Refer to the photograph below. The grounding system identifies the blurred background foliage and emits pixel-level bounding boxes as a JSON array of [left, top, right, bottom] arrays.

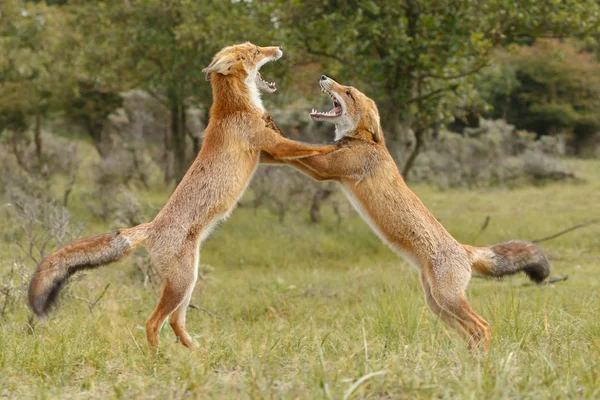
[[2, 4, 600, 397], [1, 0, 600, 222]]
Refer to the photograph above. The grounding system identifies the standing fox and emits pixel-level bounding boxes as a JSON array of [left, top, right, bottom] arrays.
[[28, 43, 337, 349], [263, 76, 550, 350]]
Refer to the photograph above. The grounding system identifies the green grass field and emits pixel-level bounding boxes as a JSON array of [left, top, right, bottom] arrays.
[[1, 154, 599, 399]]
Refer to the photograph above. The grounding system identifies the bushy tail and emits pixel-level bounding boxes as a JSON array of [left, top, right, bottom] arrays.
[[464, 240, 550, 283], [28, 224, 150, 318]]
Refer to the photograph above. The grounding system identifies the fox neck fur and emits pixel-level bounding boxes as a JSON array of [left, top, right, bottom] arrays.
[[209, 70, 265, 118]]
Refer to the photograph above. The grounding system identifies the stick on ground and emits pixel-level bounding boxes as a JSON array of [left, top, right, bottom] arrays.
[[532, 220, 599, 244]]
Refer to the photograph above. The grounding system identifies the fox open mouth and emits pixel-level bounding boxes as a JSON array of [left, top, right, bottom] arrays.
[[256, 71, 276, 93], [310, 89, 343, 120]]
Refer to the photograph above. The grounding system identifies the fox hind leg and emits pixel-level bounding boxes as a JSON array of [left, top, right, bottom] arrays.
[[419, 272, 470, 341], [169, 292, 195, 349], [169, 275, 198, 349], [145, 248, 198, 349], [425, 266, 491, 351]]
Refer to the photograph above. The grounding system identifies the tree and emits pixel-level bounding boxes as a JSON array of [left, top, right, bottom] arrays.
[[2, 0, 282, 183], [0, 0, 129, 166], [480, 40, 600, 152], [0, 0, 65, 170], [82, 0, 278, 182], [50, 1, 141, 159], [273, 0, 600, 177]]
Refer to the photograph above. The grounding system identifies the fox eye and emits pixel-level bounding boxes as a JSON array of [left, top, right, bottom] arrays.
[[346, 90, 353, 99], [256, 49, 260, 55]]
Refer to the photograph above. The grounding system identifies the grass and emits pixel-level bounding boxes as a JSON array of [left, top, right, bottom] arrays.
[[1, 150, 599, 399]]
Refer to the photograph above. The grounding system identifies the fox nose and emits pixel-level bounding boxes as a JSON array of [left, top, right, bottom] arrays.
[[321, 75, 328, 81], [279, 46, 283, 51]]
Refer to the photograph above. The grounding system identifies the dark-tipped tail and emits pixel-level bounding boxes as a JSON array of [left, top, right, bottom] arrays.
[[465, 240, 551, 283], [28, 224, 149, 318]]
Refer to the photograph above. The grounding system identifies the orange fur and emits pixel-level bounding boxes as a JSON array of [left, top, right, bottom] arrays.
[[28, 43, 337, 349], [265, 76, 550, 350]]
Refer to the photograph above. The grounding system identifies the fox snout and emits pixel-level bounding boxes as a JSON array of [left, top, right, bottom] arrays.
[[319, 75, 339, 91], [261, 45, 283, 60], [319, 75, 333, 89]]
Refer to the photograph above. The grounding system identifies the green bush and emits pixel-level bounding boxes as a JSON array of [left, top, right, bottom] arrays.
[[409, 119, 574, 188], [479, 39, 600, 154]]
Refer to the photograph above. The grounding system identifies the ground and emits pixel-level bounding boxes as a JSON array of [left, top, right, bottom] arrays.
[[1, 155, 599, 399]]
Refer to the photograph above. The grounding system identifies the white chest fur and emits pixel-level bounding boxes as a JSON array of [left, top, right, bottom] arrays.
[[334, 118, 356, 141], [199, 155, 260, 243], [341, 184, 419, 268], [245, 74, 264, 112]]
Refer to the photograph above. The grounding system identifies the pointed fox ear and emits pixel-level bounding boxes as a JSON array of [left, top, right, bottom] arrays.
[[370, 124, 383, 143], [203, 53, 243, 81], [364, 102, 383, 143]]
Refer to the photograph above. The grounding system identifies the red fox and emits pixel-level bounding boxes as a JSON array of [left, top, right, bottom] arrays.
[[28, 43, 338, 349], [263, 75, 550, 350]]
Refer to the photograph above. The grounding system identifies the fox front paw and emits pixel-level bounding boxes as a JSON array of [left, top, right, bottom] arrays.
[[262, 112, 285, 136]]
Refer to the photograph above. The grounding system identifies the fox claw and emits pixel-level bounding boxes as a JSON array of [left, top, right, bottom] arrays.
[[262, 112, 285, 137]]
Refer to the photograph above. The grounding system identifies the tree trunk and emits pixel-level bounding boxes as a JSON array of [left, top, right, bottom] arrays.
[[381, 118, 409, 168], [401, 125, 425, 179], [34, 113, 43, 169], [171, 102, 188, 183], [398, 0, 422, 180], [191, 135, 200, 156], [63, 170, 77, 207], [163, 120, 174, 183], [87, 119, 106, 159], [310, 187, 333, 223], [10, 130, 28, 172], [277, 203, 286, 224]]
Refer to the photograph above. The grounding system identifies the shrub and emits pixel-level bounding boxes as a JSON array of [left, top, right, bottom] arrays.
[[408, 119, 575, 188], [0, 132, 80, 202], [0, 195, 81, 318], [479, 39, 600, 155]]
